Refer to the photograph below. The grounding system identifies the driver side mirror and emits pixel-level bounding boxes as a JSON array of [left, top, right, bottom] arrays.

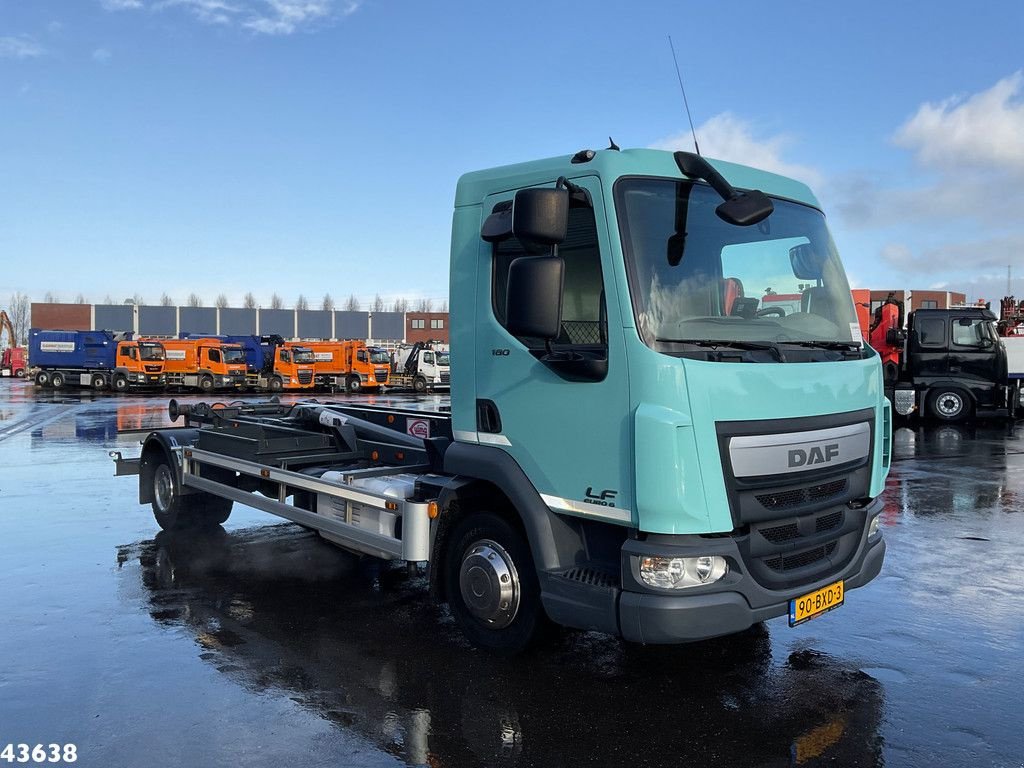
[[505, 256, 564, 340]]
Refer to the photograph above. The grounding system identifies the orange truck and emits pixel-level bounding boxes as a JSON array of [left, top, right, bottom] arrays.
[[155, 337, 248, 392], [302, 340, 390, 392], [258, 341, 316, 392]]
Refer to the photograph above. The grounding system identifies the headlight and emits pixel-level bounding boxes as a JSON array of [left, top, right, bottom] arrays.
[[868, 516, 881, 538], [639, 555, 728, 589]]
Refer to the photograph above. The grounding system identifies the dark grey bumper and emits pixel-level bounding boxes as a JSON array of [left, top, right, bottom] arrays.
[[614, 495, 888, 647]]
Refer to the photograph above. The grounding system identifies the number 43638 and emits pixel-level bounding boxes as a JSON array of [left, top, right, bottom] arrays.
[[0, 745, 77, 764]]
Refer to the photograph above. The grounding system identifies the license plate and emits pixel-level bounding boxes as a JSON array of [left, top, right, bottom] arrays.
[[789, 579, 844, 626]]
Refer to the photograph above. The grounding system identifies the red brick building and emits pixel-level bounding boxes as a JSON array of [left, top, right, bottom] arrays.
[[30, 302, 91, 331], [405, 312, 449, 344]]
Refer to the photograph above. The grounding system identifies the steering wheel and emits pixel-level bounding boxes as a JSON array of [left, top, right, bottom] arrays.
[[755, 307, 786, 318]]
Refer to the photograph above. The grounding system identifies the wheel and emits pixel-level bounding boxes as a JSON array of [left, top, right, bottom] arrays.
[[199, 375, 215, 393], [346, 376, 361, 393], [268, 376, 283, 393], [413, 376, 427, 393], [112, 375, 129, 393], [444, 513, 549, 654], [91, 374, 107, 391], [50, 372, 65, 389], [14, 369, 24, 379], [35, 371, 50, 387], [151, 458, 232, 530], [928, 388, 971, 422]]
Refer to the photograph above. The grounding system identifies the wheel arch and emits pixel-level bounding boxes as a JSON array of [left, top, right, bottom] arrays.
[[429, 442, 588, 602], [138, 428, 201, 505]]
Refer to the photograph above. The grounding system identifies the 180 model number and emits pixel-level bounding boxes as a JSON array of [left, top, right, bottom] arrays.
[[0, 745, 77, 764]]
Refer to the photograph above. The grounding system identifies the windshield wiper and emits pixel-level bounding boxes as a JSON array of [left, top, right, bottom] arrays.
[[781, 340, 862, 351], [656, 338, 786, 362]]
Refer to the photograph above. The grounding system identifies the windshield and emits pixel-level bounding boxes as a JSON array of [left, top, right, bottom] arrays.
[[293, 349, 315, 364], [139, 343, 165, 361], [223, 347, 246, 364], [437, 352, 450, 366], [369, 349, 390, 364], [615, 179, 860, 351]]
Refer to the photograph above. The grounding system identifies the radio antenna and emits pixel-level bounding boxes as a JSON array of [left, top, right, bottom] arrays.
[[668, 35, 700, 155]]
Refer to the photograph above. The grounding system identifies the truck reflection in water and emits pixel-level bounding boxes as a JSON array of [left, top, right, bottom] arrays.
[[117, 525, 884, 767]]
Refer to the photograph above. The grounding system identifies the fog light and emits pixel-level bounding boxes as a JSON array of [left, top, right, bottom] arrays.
[[868, 516, 881, 538], [639, 555, 728, 589]]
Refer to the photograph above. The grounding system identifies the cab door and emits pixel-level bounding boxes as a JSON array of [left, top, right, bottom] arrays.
[[471, 178, 633, 526]]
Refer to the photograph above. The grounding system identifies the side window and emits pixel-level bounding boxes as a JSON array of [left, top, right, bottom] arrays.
[[207, 348, 221, 364], [951, 319, 984, 347], [492, 204, 606, 348], [357, 350, 368, 363], [917, 318, 946, 347], [279, 349, 291, 363], [423, 352, 434, 364]]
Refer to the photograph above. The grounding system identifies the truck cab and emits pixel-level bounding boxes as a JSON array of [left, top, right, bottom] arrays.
[[275, 343, 316, 391], [1, 347, 26, 378], [446, 148, 889, 644], [114, 340, 166, 390], [342, 341, 390, 392], [160, 338, 247, 392], [898, 307, 1009, 420], [392, 343, 450, 392]]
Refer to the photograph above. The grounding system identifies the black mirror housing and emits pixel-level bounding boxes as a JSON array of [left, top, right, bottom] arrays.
[[716, 190, 774, 226], [513, 188, 569, 246], [505, 256, 564, 340]]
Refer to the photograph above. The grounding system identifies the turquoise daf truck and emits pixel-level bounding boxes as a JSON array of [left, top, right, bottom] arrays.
[[114, 147, 889, 652]]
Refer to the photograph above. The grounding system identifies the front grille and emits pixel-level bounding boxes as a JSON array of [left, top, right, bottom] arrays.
[[764, 542, 838, 572], [759, 522, 801, 544], [561, 566, 617, 588], [374, 367, 389, 382], [297, 370, 313, 385], [440, 372, 450, 384], [756, 479, 848, 511], [815, 510, 843, 533], [145, 365, 161, 372]]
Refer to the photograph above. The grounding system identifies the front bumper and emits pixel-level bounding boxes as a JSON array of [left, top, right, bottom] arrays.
[[617, 498, 885, 643]]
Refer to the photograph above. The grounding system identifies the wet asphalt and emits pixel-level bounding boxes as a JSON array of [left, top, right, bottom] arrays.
[[0, 381, 1021, 768]]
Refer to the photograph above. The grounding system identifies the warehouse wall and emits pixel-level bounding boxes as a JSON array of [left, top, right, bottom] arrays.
[[219, 307, 257, 336], [138, 305, 177, 336], [297, 310, 332, 339], [369, 312, 403, 341], [259, 308, 294, 337], [178, 306, 217, 336], [94, 305, 135, 333]]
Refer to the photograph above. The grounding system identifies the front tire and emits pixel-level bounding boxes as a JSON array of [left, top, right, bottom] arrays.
[[413, 376, 427, 393], [113, 375, 129, 393], [14, 369, 25, 379], [151, 458, 233, 530], [444, 513, 549, 654], [268, 376, 283, 393], [199, 375, 215, 394], [928, 387, 971, 422], [346, 376, 361, 393]]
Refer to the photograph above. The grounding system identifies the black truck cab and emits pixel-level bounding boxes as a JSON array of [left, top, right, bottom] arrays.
[[900, 308, 1010, 420]]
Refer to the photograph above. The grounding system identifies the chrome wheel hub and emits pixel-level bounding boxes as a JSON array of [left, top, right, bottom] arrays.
[[938, 394, 963, 417], [459, 539, 520, 628], [154, 465, 174, 512]]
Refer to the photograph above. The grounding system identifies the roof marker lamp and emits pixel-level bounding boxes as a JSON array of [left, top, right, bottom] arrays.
[[639, 555, 728, 589]]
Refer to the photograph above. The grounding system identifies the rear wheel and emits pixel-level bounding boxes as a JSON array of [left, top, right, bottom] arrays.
[[35, 371, 50, 387], [50, 372, 65, 389], [928, 387, 971, 422], [346, 376, 361, 393], [91, 374, 107, 391], [444, 513, 549, 654], [151, 458, 232, 530]]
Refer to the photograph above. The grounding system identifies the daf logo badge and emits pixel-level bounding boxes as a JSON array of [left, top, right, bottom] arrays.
[[788, 443, 840, 468]]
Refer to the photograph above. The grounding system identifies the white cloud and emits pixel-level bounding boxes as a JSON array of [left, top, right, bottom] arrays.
[[0, 35, 45, 59], [99, 0, 359, 34], [650, 112, 822, 187], [895, 71, 1024, 175], [92, 47, 112, 62]]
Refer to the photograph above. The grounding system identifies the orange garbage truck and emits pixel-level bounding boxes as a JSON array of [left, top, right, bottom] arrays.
[[258, 340, 316, 392], [303, 340, 390, 392], [156, 337, 248, 393]]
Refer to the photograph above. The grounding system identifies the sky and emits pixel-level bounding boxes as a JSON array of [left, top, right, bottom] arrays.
[[1, 0, 1023, 310]]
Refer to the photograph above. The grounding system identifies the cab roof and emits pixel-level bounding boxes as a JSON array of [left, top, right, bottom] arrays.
[[454, 147, 820, 209]]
